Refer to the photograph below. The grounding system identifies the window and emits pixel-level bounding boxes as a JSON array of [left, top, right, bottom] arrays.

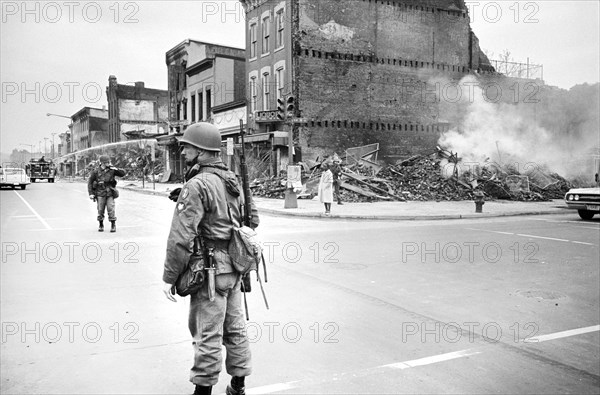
[[191, 94, 196, 122], [276, 67, 284, 100], [262, 73, 270, 110], [276, 8, 284, 48], [182, 98, 187, 120], [206, 89, 212, 118], [262, 15, 270, 55], [198, 93, 204, 121], [250, 76, 257, 113], [250, 23, 257, 58]]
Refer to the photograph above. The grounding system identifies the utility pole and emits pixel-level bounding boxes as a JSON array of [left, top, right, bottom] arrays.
[[51, 133, 57, 159]]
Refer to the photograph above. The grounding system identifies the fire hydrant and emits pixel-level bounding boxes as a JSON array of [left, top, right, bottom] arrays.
[[474, 191, 485, 213]]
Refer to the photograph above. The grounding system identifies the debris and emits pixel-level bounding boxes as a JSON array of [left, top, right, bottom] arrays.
[[249, 150, 572, 202]]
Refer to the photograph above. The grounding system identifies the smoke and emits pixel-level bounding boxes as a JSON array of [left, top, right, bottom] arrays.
[[437, 75, 600, 181]]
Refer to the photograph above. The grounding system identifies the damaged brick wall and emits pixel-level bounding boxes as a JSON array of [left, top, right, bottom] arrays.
[[295, 0, 494, 162]]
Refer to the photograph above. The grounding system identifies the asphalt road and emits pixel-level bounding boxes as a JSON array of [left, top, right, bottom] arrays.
[[1, 182, 599, 394]]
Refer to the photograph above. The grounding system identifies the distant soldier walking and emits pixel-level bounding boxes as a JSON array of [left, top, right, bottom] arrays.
[[88, 155, 125, 232]]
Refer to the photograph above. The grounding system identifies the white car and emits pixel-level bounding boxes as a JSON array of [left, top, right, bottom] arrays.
[[564, 187, 600, 220], [0, 167, 31, 190]]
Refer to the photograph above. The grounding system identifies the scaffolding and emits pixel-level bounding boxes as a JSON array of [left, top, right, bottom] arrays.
[[489, 57, 543, 80]]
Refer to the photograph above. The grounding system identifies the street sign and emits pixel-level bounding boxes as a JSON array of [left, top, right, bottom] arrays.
[[289, 118, 308, 124]]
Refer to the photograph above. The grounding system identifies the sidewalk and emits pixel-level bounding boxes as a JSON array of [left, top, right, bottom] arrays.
[[114, 179, 570, 220]]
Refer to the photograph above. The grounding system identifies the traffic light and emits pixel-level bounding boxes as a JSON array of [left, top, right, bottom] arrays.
[[277, 97, 286, 121], [286, 95, 296, 119]]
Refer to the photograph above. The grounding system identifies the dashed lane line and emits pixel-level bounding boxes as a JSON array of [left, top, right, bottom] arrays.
[[382, 348, 483, 369], [245, 349, 482, 394], [528, 218, 600, 230], [13, 191, 52, 230], [466, 228, 596, 246], [243, 324, 600, 394], [524, 325, 600, 343]]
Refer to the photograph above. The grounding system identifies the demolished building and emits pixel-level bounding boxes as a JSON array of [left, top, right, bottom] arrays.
[[238, 0, 537, 170]]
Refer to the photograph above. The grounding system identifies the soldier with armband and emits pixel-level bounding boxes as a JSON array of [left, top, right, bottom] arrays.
[[87, 155, 125, 232], [162, 122, 259, 395]]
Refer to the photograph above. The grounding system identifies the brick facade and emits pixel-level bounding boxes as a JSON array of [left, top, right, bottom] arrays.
[[241, 0, 510, 163], [106, 76, 169, 143]]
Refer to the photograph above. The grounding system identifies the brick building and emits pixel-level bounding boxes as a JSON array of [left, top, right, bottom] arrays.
[[68, 106, 108, 174], [106, 76, 169, 143], [161, 40, 247, 179], [70, 107, 108, 151], [240, 0, 499, 164]]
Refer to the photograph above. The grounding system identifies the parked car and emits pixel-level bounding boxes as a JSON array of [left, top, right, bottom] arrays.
[[0, 167, 31, 190], [565, 163, 600, 220], [564, 187, 600, 220]]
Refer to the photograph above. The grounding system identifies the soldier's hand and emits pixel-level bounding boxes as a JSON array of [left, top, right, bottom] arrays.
[[89, 195, 95, 200], [163, 282, 177, 302], [169, 188, 182, 202]]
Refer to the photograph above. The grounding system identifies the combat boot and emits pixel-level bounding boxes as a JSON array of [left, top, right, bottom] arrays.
[[110, 221, 116, 233], [226, 376, 245, 395], [193, 385, 212, 395], [98, 221, 104, 232]]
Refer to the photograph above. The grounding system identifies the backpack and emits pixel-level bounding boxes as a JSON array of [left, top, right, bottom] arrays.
[[201, 167, 266, 279], [228, 221, 262, 275], [202, 167, 269, 314]]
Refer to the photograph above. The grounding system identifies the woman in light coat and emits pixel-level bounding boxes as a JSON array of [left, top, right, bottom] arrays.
[[318, 162, 334, 214]]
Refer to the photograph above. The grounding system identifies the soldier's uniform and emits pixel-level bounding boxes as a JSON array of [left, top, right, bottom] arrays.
[[163, 158, 259, 388], [87, 161, 125, 227]]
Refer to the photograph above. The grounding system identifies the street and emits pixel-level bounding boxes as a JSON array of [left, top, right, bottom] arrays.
[[1, 181, 599, 394]]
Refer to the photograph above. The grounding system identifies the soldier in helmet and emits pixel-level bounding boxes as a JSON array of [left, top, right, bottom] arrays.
[[87, 155, 125, 232], [162, 122, 259, 395]]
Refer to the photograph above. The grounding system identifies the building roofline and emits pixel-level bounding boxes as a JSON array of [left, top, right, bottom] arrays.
[[71, 106, 108, 119], [166, 38, 244, 58]]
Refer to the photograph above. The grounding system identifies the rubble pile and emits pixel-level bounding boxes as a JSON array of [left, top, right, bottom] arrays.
[[250, 176, 287, 199], [250, 150, 573, 203]]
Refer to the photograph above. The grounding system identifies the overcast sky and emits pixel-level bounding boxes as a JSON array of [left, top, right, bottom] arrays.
[[1, 0, 598, 155]]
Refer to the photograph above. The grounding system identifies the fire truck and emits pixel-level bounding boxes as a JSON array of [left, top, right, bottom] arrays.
[[25, 157, 56, 183]]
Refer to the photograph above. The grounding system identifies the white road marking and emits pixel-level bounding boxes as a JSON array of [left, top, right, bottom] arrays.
[[467, 228, 596, 246], [524, 325, 600, 343], [242, 349, 481, 394], [28, 225, 144, 232], [382, 348, 482, 369], [246, 382, 301, 394], [13, 191, 52, 230], [516, 233, 571, 242], [241, 325, 599, 393], [529, 218, 600, 230]]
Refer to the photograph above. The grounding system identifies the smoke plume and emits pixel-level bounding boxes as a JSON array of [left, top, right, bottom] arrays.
[[437, 75, 599, 182]]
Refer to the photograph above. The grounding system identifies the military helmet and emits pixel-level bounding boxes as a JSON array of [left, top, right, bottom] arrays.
[[180, 122, 222, 152], [99, 155, 110, 164]]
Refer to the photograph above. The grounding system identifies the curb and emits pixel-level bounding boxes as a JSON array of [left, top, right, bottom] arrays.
[[254, 206, 570, 221], [121, 185, 170, 197], [119, 183, 570, 221]]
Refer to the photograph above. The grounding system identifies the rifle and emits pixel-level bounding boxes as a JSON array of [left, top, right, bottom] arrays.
[[238, 120, 269, 318], [239, 121, 253, 229], [238, 119, 255, 294]]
